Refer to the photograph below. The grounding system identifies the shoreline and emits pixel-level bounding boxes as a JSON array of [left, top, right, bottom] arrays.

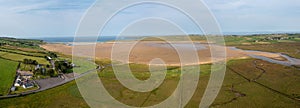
[[41, 41, 298, 66]]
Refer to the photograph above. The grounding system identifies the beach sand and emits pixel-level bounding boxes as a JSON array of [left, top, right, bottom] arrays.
[[41, 41, 286, 66]]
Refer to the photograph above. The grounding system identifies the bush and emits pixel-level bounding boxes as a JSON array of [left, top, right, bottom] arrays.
[[23, 59, 38, 65], [47, 69, 57, 77], [64, 69, 73, 74], [55, 61, 73, 74]]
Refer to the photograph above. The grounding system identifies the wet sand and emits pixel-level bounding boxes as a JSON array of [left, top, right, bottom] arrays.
[[41, 41, 287, 66]]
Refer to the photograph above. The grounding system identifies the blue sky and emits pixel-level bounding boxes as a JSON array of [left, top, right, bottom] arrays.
[[0, 0, 299, 37]]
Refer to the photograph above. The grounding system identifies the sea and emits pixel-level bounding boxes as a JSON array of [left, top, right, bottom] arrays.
[[34, 36, 137, 43], [30, 32, 300, 43]]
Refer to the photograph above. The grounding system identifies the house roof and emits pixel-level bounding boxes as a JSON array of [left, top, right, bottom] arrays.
[[24, 83, 34, 88], [47, 56, 52, 59]]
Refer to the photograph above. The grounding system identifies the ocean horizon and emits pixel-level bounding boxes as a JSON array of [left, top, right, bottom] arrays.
[[30, 32, 300, 43], [34, 36, 134, 43]]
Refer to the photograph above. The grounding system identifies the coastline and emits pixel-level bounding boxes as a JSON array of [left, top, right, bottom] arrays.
[[41, 41, 297, 66]]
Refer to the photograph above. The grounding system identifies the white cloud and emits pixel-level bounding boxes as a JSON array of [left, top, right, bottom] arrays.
[[0, 0, 94, 37], [206, 0, 246, 11], [204, 0, 300, 33], [0, 0, 299, 37]]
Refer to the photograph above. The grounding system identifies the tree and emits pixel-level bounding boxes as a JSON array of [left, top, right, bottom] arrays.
[[23, 58, 39, 65], [32, 60, 38, 65], [54, 61, 73, 74], [48, 52, 58, 58], [23, 59, 29, 69], [47, 69, 56, 77], [23, 58, 29, 64]]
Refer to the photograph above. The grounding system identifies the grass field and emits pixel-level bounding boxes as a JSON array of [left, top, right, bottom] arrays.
[[1, 58, 299, 107], [236, 42, 300, 59], [0, 37, 45, 49], [134, 34, 300, 46], [19, 63, 36, 71], [1, 36, 300, 107], [0, 51, 49, 64], [211, 59, 300, 108], [0, 47, 46, 57], [0, 81, 88, 108], [1, 46, 46, 53], [0, 58, 19, 96]]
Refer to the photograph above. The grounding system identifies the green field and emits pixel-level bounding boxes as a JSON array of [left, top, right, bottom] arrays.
[[19, 63, 36, 71], [237, 42, 300, 59], [0, 58, 299, 107], [211, 59, 300, 108], [0, 36, 300, 107], [0, 37, 50, 64], [0, 58, 19, 96], [0, 47, 47, 57], [133, 34, 300, 46], [0, 37, 45, 49], [0, 81, 88, 107], [0, 51, 49, 64]]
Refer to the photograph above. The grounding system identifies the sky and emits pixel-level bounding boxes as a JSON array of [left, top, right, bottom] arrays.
[[0, 0, 299, 38]]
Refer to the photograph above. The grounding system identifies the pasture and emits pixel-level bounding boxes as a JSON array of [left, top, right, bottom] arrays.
[[0, 51, 49, 64], [0, 58, 299, 107], [0, 58, 19, 96]]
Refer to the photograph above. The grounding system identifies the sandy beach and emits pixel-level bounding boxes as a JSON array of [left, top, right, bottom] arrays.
[[41, 41, 286, 66]]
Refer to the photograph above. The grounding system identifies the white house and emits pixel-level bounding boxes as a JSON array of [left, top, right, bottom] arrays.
[[14, 80, 21, 87], [14, 76, 21, 87]]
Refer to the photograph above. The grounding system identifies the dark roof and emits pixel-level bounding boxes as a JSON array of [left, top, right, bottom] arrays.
[[17, 80, 22, 84], [24, 83, 34, 87]]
